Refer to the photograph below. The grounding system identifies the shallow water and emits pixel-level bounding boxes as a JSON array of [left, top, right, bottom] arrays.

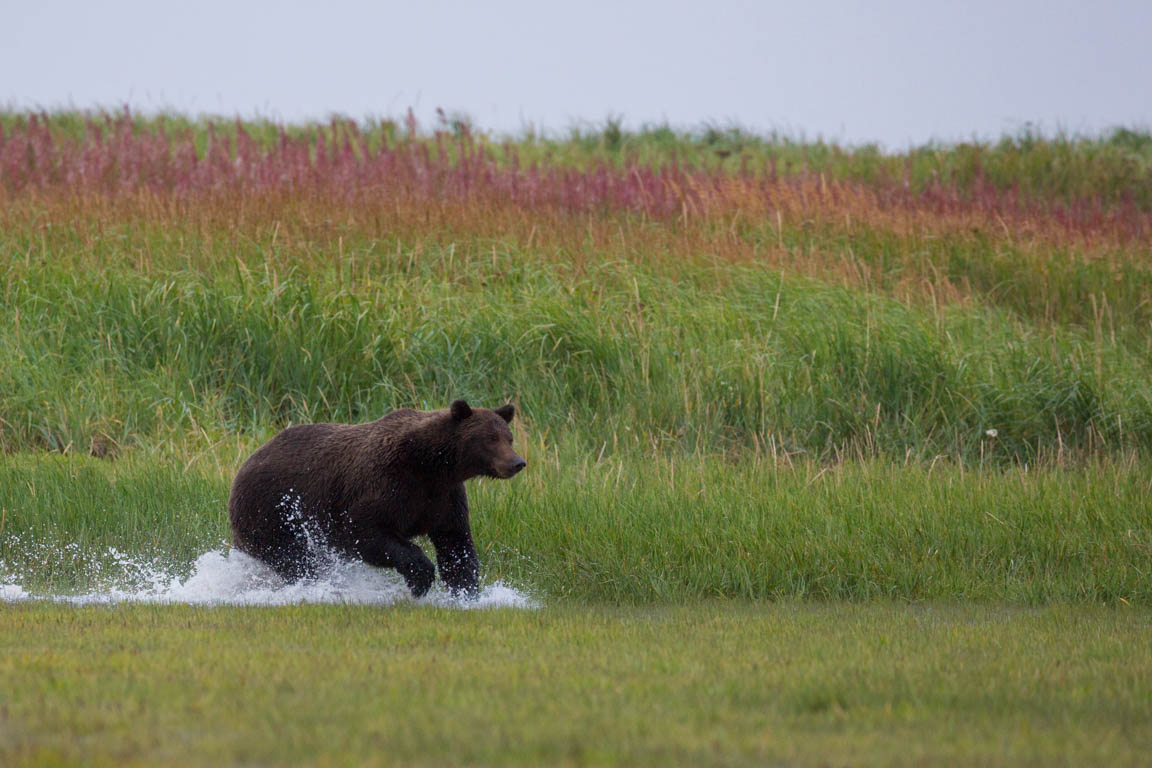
[[0, 546, 536, 609]]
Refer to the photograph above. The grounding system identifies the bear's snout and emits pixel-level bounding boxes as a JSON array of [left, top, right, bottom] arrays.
[[499, 456, 527, 478]]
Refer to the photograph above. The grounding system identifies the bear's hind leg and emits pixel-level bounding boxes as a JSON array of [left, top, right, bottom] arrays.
[[264, 545, 319, 582], [233, 521, 318, 583]]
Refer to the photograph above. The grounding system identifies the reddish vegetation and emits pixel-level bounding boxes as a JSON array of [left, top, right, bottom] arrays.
[[3, 112, 1150, 325], [2, 112, 1149, 246]]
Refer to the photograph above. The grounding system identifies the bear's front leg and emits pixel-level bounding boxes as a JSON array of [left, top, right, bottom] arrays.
[[358, 535, 436, 598], [430, 530, 480, 600]]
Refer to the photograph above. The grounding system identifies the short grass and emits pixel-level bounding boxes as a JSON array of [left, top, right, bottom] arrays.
[[2, 602, 1150, 767]]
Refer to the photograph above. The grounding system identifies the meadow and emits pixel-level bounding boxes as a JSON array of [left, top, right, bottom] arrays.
[[4, 602, 1151, 767], [1, 111, 1151, 765]]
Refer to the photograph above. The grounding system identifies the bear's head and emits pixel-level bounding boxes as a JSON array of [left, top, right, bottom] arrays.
[[449, 399, 526, 480]]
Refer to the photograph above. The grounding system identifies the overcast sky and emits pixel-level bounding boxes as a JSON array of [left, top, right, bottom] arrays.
[[5, 0, 1150, 148]]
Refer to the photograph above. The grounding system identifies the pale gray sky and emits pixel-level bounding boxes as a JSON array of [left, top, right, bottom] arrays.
[[5, 0, 1150, 147]]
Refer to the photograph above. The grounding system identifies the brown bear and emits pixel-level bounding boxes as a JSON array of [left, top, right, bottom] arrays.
[[227, 400, 525, 599]]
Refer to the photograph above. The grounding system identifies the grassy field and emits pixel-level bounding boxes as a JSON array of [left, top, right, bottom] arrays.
[[2, 112, 1151, 765], [2, 452, 1150, 603], [3, 602, 1151, 767]]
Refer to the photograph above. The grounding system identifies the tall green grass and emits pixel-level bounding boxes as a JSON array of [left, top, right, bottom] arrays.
[[3, 452, 1149, 603], [764, 221, 1152, 333], [3, 247, 1150, 461], [481, 454, 1152, 603], [2, 112, 1150, 607]]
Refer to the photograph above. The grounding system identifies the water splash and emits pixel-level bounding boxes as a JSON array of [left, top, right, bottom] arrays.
[[0, 546, 536, 609]]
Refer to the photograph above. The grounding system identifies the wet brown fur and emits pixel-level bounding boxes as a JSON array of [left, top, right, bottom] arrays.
[[227, 400, 524, 598]]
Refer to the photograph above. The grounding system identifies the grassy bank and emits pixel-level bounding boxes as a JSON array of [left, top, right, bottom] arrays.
[[3, 110, 1151, 766], [4, 252, 1152, 462], [2, 602, 1150, 767], [2, 113, 1151, 605], [3, 452, 1149, 604]]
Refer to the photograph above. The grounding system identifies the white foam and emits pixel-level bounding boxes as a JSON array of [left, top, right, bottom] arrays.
[[0, 583, 31, 601], [0, 547, 536, 609]]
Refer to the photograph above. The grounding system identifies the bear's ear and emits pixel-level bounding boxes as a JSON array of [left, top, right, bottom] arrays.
[[450, 400, 473, 421], [495, 403, 515, 423]]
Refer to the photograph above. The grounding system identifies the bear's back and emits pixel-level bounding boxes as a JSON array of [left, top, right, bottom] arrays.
[[230, 409, 439, 515]]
